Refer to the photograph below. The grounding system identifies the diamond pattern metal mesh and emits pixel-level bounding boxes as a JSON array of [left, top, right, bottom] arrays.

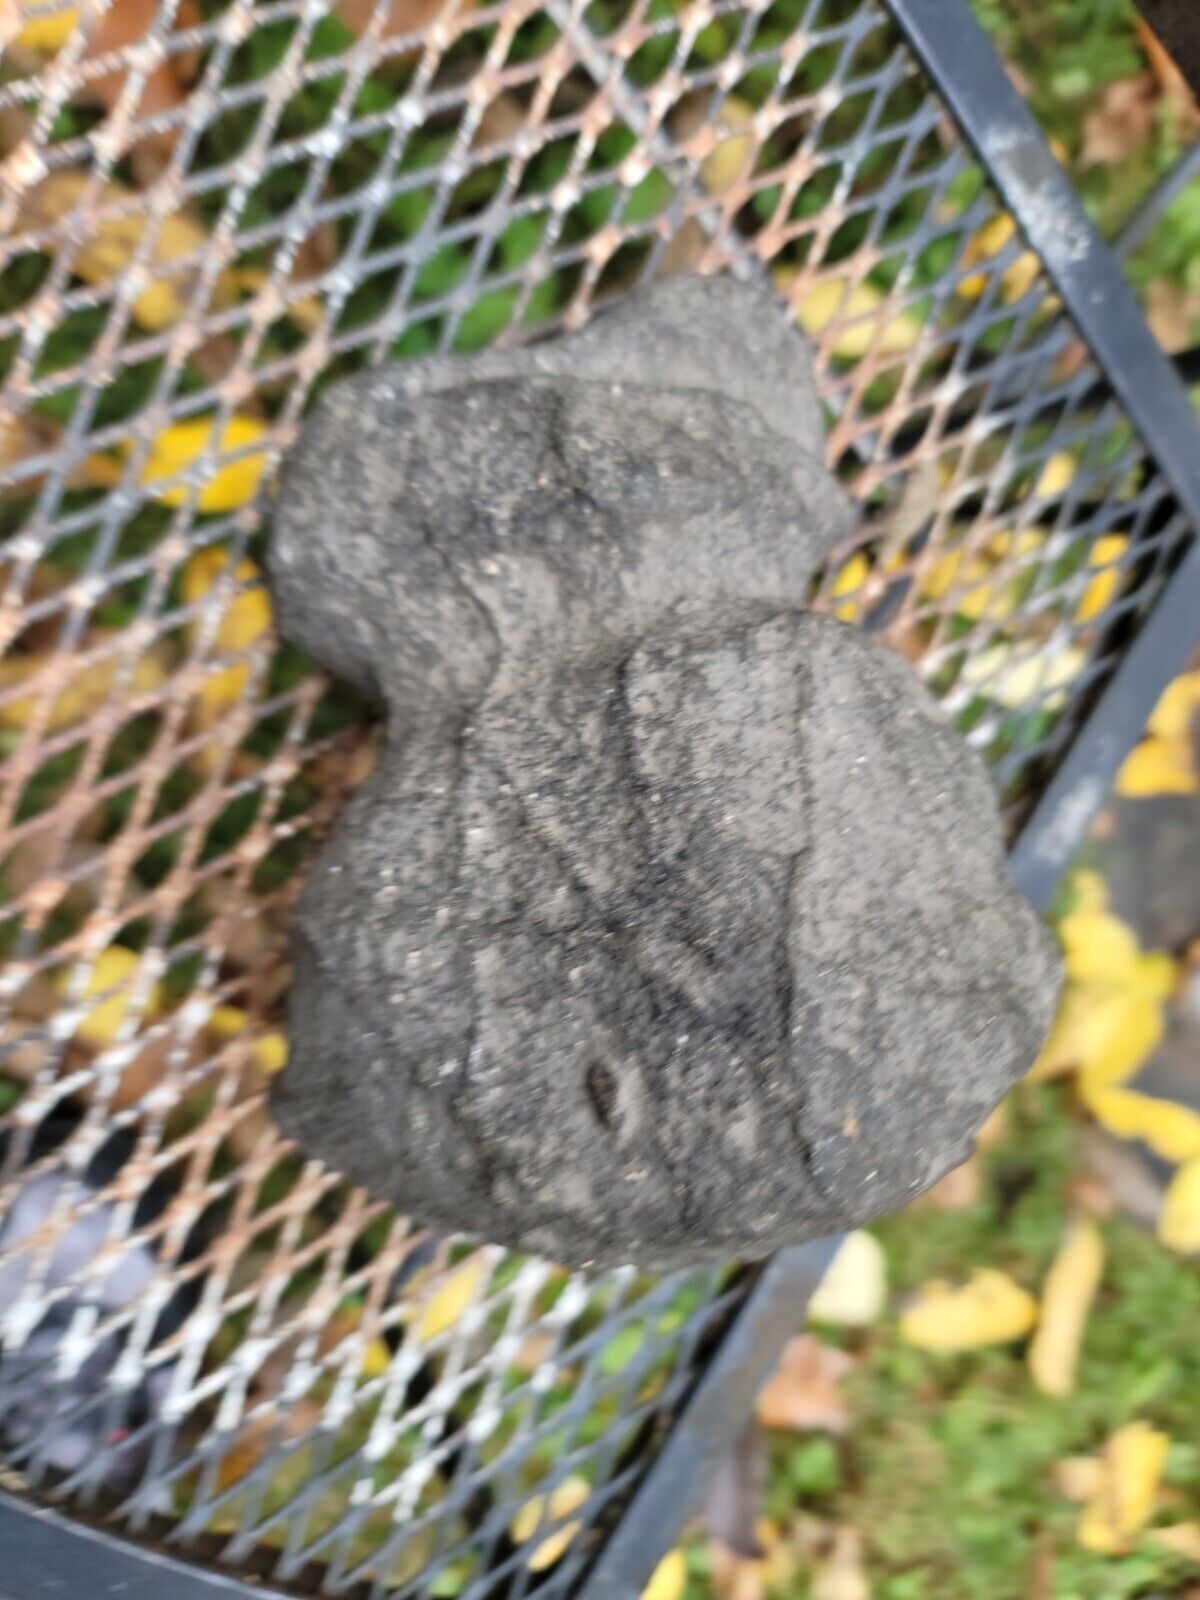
[[0, 0, 1193, 1593]]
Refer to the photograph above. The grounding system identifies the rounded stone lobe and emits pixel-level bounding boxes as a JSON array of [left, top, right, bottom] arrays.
[[267, 276, 1062, 1270]]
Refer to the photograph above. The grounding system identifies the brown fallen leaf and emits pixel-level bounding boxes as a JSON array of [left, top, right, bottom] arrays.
[[659, 217, 710, 278], [511, 1327, 556, 1374], [1068, 1171, 1118, 1218], [1148, 1522, 1200, 1563], [1054, 1454, 1105, 1503], [472, 90, 530, 151], [336, 0, 450, 41], [10, 969, 59, 1024], [1145, 280, 1200, 355], [1080, 77, 1157, 168], [78, 0, 204, 180], [924, 1154, 981, 1210], [215, 1395, 322, 1492], [755, 1334, 856, 1434], [1080, 1125, 1166, 1227], [0, 1020, 50, 1084], [708, 1540, 766, 1600], [0, 411, 62, 479], [812, 1526, 869, 1600], [110, 1034, 175, 1110], [977, 1100, 1009, 1149]]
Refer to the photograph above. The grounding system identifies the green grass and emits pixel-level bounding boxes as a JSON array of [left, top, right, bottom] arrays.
[[685, 1085, 1200, 1600]]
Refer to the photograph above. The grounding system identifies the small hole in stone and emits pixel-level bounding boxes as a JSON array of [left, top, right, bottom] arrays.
[[585, 1060, 619, 1130]]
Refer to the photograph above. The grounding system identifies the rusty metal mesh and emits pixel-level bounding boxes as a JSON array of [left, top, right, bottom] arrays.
[[0, 0, 1193, 1592]]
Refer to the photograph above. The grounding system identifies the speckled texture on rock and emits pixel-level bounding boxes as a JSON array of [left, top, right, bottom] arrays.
[[267, 275, 1061, 1271]]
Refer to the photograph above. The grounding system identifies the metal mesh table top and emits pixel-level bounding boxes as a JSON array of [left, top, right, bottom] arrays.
[[0, 0, 1195, 1594]]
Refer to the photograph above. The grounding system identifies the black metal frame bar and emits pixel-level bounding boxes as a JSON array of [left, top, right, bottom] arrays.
[[896, 0, 1200, 907], [1, 3, 1197, 1598], [0, 1489, 267, 1600]]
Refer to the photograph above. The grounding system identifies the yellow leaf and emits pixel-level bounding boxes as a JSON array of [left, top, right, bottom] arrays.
[[987, 527, 1045, 562], [1073, 990, 1168, 1092], [900, 1268, 1037, 1353], [1158, 1157, 1200, 1254], [196, 663, 254, 729], [140, 416, 270, 513], [1077, 535, 1128, 623], [830, 552, 871, 623], [1028, 1220, 1104, 1396], [0, 647, 166, 732], [808, 1229, 886, 1327], [182, 548, 273, 653], [1078, 1422, 1169, 1554], [921, 547, 996, 619], [1084, 1086, 1200, 1163], [324, 1299, 393, 1378], [206, 1007, 288, 1075], [361, 1337, 391, 1378], [255, 1032, 288, 1075], [415, 1255, 486, 1342], [1059, 899, 1142, 984], [510, 1476, 590, 1572], [11, 3, 79, 50], [699, 98, 753, 195], [1120, 948, 1176, 999], [1036, 451, 1078, 499], [795, 276, 920, 360], [1147, 1522, 1200, 1563], [1032, 890, 1173, 1086], [63, 946, 145, 1047], [1148, 672, 1200, 743], [958, 213, 1040, 304], [1069, 869, 1107, 916], [959, 641, 1086, 709], [180, 548, 273, 727], [1057, 886, 1174, 994], [1000, 250, 1040, 305], [17, 172, 222, 331], [920, 531, 1041, 622], [208, 1004, 249, 1038], [1116, 736, 1197, 798], [642, 1548, 687, 1600]]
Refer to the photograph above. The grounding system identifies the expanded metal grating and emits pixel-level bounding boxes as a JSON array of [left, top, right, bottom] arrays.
[[0, 0, 1195, 1594]]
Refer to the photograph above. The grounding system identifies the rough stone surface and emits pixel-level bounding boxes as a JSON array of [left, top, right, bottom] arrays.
[[268, 275, 1062, 1271]]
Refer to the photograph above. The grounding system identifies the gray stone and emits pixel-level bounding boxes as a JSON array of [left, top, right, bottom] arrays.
[[267, 275, 1061, 1271]]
